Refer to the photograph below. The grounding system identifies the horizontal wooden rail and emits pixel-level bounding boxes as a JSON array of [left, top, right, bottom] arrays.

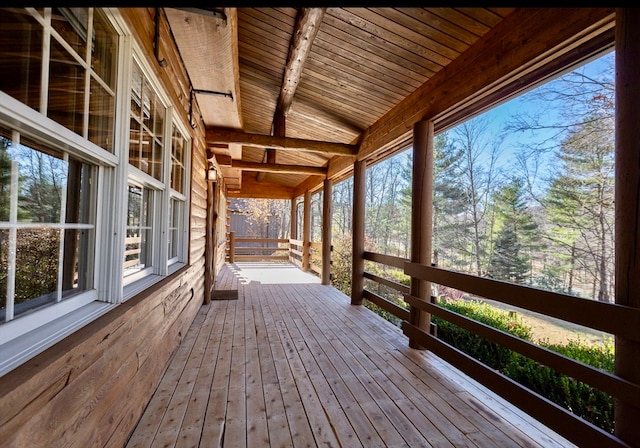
[[235, 237, 289, 244], [233, 246, 289, 252], [363, 271, 410, 295], [363, 251, 407, 270], [402, 323, 631, 448], [404, 262, 640, 342], [404, 294, 640, 408], [363, 289, 410, 322], [358, 252, 411, 321]]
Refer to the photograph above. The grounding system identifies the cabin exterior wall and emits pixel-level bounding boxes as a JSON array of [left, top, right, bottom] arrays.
[[0, 8, 226, 447]]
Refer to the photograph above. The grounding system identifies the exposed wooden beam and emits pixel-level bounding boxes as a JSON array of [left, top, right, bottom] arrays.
[[206, 128, 357, 156], [276, 8, 326, 117], [259, 8, 325, 182], [258, 111, 285, 182], [227, 174, 294, 199], [232, 160, 327, 176]]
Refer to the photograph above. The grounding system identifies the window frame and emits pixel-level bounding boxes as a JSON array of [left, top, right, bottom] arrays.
[[0, 7, 194, 376]]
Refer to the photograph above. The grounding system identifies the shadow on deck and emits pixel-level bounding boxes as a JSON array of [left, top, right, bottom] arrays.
[[126, 262, 575, 448]]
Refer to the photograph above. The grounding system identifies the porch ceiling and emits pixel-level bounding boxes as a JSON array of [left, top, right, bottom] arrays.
[[164, 7, 615, 198]]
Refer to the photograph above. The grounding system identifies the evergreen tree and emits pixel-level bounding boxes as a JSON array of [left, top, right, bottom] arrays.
[[487, 176, 539, 284], [544, 113, 614, 302]]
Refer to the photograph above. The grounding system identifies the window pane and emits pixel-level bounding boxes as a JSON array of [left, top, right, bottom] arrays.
[[125, 185, 153, 275], [51, 8, 89, 58], [129, 117, 142, 170], [168, 198, 182, 260], [152, 138, 163, 180], [0, 9, 43, 111], [91, 9, 117, 90], [171, 125, 185, 194], [14, 228, 59, 316], [62, 226, 93, 296], [129, 61, 165, 181], [48, 37, 85, 137], [9, 138, 65, 223], [141, 128, 152, 176], [88, 75, 114, 152], [0, 230, 8, 314]]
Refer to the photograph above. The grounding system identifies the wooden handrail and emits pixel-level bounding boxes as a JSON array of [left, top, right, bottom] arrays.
[[400, 260, 640, 448], [405, 262, 640, 343], [404, 294, 640, 408]]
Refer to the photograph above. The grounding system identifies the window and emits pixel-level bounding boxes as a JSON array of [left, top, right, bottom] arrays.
[[168, 124, 189, 267], [0, 127, 97, 322], [0, 7, 191, 375], [0, 8, 117, 153], [123, 58, 190, 292]]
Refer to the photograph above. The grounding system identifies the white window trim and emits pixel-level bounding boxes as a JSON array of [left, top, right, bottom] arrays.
[[0, 8, 192, 376], [167, 116, 192, 271], [0, 9, 127, 376], [121, 47, 184, 300]]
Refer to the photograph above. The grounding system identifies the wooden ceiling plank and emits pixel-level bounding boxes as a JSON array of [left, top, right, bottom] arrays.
[[357, 8, 615, 161], [328, 8, 446, 72], [355, 8, 460, 61], [320, 14, 434, 81], [374, 8, 471, 54], [399, 8, 485, 46], [311, 38, 419, 95], [206, 128, 358, 156]]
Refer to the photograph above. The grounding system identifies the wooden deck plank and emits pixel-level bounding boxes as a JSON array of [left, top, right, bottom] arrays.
[[127, 262, 576, 448], [244, 287, 271, 448], [175, 302, 230, 448], [224, 295, 248, 448]]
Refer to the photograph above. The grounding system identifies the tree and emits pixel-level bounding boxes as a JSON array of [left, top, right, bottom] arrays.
[[505, 51, 615, 300], [487, 176, 540, 284], [430, 134, 469, 269], [450, 117, 503, 275], [544, 114, 614, 302]]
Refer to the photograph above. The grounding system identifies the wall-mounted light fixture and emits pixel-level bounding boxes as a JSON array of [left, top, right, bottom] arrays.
[[207, 164, 217, 182]]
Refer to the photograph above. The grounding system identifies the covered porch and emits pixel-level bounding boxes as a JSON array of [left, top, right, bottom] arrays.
[[126, 262, 573, 448]]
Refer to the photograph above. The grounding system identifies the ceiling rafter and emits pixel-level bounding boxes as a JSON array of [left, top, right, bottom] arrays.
[[232, 160, 327, 176], [207, 128, 357, 156], [258, 7, 327, 181]]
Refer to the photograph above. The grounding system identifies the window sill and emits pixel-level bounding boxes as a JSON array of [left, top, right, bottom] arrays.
[[0, 301, 115, 378]]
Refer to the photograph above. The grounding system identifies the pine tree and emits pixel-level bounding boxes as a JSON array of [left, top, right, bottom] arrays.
[[544, 113, 614, 302], [487, 176, 539, 284]]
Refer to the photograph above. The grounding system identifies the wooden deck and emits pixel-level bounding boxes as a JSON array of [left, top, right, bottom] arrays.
[[126, 262, 575, 448]]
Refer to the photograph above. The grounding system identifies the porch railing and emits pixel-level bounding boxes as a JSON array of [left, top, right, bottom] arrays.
[[226, 233, 329, 279], [358, 249, 639, 448], [226, 233, 289, 263]]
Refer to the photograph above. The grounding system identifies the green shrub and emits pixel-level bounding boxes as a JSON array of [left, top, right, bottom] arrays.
[[432, 298, 533, 370], [502, 338, 615, 433]]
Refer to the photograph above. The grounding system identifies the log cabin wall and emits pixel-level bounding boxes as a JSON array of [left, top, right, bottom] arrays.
[[0, 8, 227, 447]]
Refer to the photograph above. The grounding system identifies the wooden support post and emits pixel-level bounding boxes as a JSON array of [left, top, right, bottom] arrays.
[[290, 196, 298, 239], [614, 8, 640, 446], [290, 196, 297, 262], [302, 190, 311, 271], [351, 160, 366, 305], [229, 231, 235, 264], [322, 178, 333, 285], [409, 120, 434, 350]]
